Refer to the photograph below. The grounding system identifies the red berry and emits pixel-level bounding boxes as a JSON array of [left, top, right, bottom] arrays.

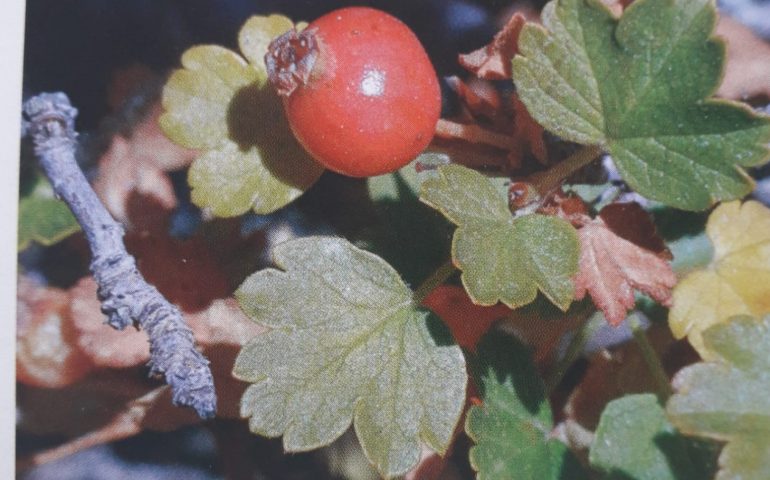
[[266, 7, 441, 177]]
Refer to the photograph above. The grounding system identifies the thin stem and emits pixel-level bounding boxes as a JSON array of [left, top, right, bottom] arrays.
[[17, 387, 165, 470], [22, 93, 216, 419], [529, 145, 603, 194], [412, 260, 456, 306], [629, 316, 673, 401], [435, 118, 517, 150], [545, 308, 601, 393]]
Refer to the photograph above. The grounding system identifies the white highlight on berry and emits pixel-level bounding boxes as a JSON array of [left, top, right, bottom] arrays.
[[360, 68, 385, 97]]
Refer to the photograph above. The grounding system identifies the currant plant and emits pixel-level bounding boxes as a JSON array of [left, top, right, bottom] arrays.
[[150, 0, 770, 478]]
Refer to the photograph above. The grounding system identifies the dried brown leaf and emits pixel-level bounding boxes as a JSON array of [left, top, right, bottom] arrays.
[[125, 231, 231, 312], [434, 118, 517, 152], [536, 188, 591, 227], [446, 76, 503, 124], [16, 276, 94, 388], [459, 13, 526, 80], [189, 297, 266, 347], [106, 63, 156, 111], [563, 324, 691, 430], [422, 285, 510, 352], [446, 12, 550, 170], [93, 103, 198, 226], [18, 295, 268, 466], [439, 76, 548, 170], [499, 302, 589, 366], [18, 384, 200, 469], [404, 444, 451, 480], [509, 94, 548, 165], [69, 277, 151, 369], [17, 371, 155, 438], [598, 202, 671, 260], [574, 217, 676, 326]]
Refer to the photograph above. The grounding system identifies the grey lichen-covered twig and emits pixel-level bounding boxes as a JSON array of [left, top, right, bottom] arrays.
[[22, 92, 216, 419]]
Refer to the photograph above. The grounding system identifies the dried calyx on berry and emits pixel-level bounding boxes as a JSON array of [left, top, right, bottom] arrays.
[[265, 27, 318, 97]]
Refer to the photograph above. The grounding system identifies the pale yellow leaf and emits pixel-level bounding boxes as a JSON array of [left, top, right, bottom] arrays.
[[159, 16, 323, 216], [669, 200, 770, 357]]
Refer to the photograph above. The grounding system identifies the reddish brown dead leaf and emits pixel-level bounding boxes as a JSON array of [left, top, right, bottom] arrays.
[[574, 217, 676, 326], [445, 76, 502, 122], [449, 11, 550, 170], [599, 202, 671, 259], [69, 280, 258, 374], [404, 445, 447, 480], [509, 94, 547, 165], [16, 276, 95, 388], [125, 231, 231, 312], [439, 77, 548, 170], [404, 441, 465, 480], [717, 16, 770, 101], [499, 301, 591, 366], [93, 102, 198, 227], [17, 384, 200, 470], [17, 371, 157, 440], [69, 277, 152, 369], [106, 63, 156, 111], [187, 297, 268, 419], [541, 189, 591, 226], [18, 296, 268, 467], [17, 225, 268, 466], [562, 323, 694, 431], [422, 285, 510, 352], [459, 13, 526, 80], [188, 297, 266, 347]]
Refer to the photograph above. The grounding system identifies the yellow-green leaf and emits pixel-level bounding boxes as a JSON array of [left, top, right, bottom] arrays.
[[669, 201, 770, 358], [420, 164, 579, 310], [161, 45, 259, 149], [233, 237, 466, 479], [668, 315, 770, 480], [160, 16, 323, 216]]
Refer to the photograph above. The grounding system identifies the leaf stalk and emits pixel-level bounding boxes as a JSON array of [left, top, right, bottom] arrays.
[[629, 315, 673, 401], [544, 307, 601, 393], [530, 145, 603, 194], [412, 259, 456, 306]]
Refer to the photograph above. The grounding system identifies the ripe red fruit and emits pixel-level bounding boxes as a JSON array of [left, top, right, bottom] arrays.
[[266, 7, 441, 177]]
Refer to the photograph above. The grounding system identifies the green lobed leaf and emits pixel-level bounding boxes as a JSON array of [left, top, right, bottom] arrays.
[[160, 16, 323, 217], [233, 237, 466, 479], [18, 175, 80, 250], [420, 164, 579, 310], [667, 315, 770, 480], [590, 394, 716, 480], [512, 0, 770, 211], [466, 333, 586, 480]]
